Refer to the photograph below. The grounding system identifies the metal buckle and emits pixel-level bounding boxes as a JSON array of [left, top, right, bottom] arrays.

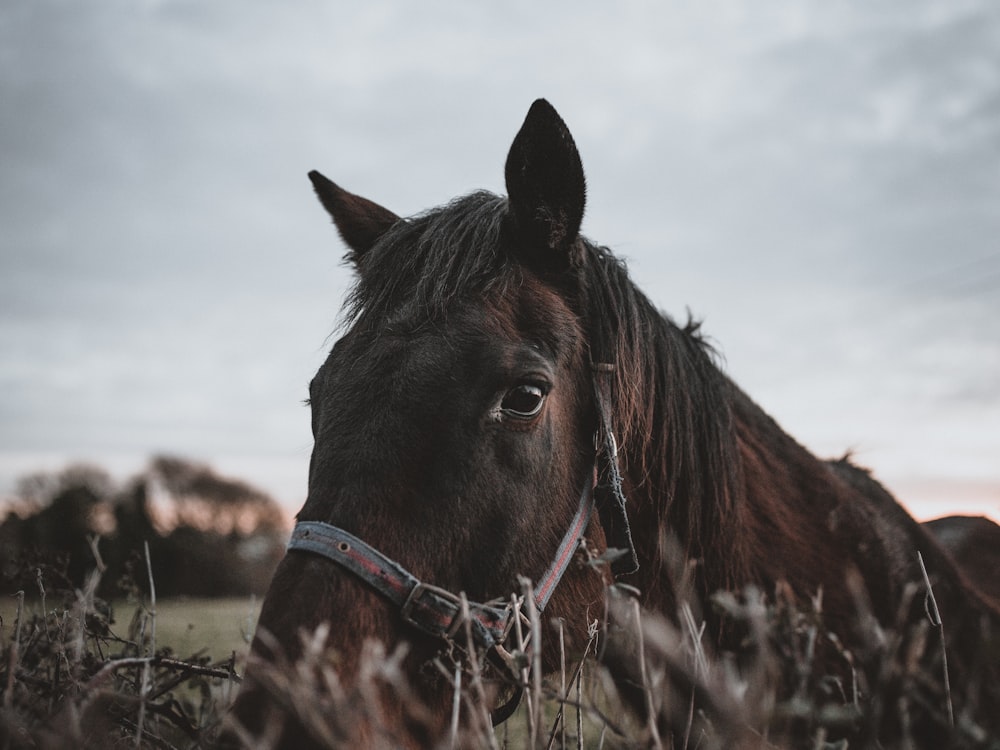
[[400, 582, 464, 639]]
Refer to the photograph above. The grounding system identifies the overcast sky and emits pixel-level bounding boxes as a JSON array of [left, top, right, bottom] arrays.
[[2, 0, 998, 522]]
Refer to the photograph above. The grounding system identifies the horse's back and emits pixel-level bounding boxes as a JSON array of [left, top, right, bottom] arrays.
[[925, 514, 1000, 605], [826, 458, 999, 607]]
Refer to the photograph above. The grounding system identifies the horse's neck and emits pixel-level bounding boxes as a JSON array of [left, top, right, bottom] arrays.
[[728, 390, 844, 577], [603, 293, 878, 606], [626, 357, 855, 606]]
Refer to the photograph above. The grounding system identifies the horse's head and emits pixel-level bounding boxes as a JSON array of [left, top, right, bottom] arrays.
[[232, 100, 623, 747], [228, 97, 1000, 749]]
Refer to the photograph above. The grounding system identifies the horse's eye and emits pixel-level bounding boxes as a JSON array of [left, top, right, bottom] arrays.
[[501, 384, 546, 418]]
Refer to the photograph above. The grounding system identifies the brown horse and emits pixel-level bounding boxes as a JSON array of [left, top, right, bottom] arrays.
[[226, 100, 1000, 748]]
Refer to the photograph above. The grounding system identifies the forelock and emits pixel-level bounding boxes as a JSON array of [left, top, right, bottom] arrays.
[[344, 192, 516, 328]]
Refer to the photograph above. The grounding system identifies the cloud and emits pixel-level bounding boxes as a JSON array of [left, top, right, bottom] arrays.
[[1, 0, 998, 516]]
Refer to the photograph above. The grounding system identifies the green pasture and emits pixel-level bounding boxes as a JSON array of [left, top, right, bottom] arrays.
[[145, 596, 261, 658], [0, 595, 262, 662]]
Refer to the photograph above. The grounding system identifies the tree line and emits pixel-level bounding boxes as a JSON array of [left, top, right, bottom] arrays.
[[0, 456, 286, 599]]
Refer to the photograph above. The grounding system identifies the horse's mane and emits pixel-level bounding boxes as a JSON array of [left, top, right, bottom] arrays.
[[578, 240, 749, 590], [344, 191, 750, 590]]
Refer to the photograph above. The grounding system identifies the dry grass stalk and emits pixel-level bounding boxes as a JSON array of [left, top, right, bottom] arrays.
[[0, 544, 240, 748], [4, 542, 997, 749], [917, 550, 954, 729]]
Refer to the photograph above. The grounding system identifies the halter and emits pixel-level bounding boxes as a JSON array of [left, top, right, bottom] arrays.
[[284, 365, 637, 721], [287, 471, 597, 652]]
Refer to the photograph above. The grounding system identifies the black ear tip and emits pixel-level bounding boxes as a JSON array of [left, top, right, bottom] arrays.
[[308, 170, 333, 190], [525, 98, 564, 126]]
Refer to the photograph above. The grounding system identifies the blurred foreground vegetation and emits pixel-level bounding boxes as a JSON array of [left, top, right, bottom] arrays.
[[0, 457, 276, 747], [0, 552, 254, 747]]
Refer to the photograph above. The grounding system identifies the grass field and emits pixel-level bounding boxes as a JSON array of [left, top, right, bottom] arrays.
[[0, 595, 262, 662], [144, 596, 261, 659]]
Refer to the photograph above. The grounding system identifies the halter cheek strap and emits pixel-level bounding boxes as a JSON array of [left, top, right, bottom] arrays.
[[592, 362, 639, 576], [286, 472, 597, 651]]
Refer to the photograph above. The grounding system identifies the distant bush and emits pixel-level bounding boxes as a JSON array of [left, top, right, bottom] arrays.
[[0, 457, 286, 600]]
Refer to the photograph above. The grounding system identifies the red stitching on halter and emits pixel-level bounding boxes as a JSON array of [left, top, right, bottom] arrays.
[[533, 468, 597, 609]]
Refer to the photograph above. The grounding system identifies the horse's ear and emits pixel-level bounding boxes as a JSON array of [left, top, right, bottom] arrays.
[[504, 99, 586, 271], [308, 170, 400, 262]]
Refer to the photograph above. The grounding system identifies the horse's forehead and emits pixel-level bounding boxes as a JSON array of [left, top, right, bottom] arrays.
[[353, 272, 581, 355]]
